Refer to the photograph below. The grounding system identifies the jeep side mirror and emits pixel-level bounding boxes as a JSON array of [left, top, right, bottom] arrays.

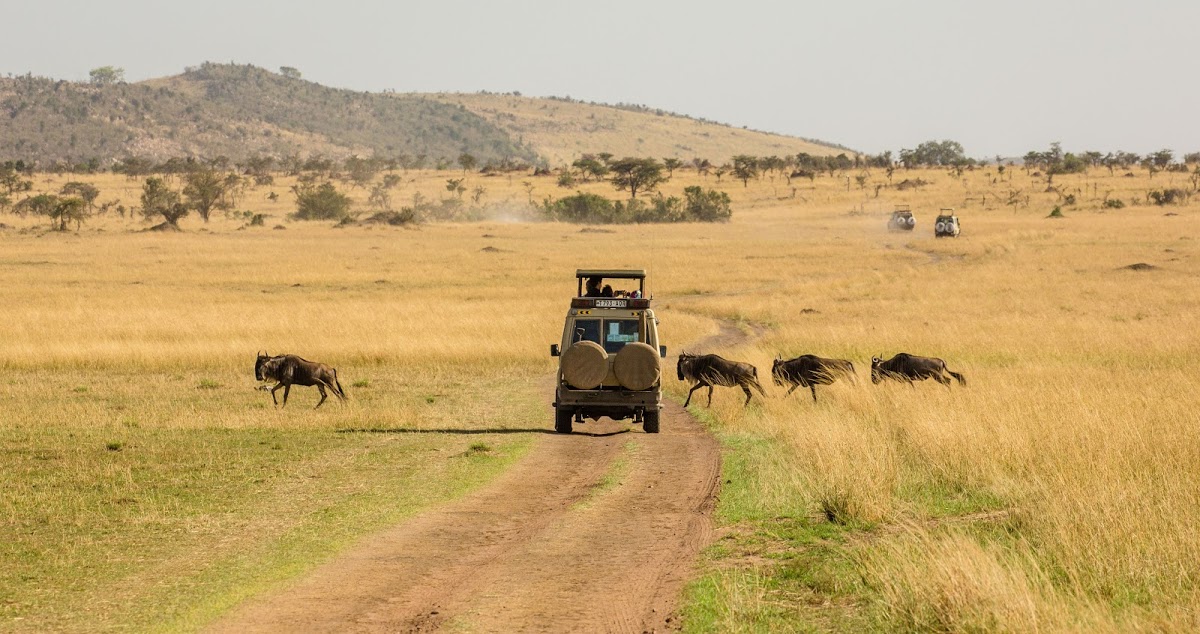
[[659, 345, 667, 358], [550, 344, 560, 357]]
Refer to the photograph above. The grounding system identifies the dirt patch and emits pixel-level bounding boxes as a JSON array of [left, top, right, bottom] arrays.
[[207, 403, 719, 634]]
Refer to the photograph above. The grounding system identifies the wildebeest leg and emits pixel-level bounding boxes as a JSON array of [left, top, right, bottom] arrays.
[[741, 385, 753, 406], [810, 385, 818, 402], [315, 384, 328, 409], [706, 385, 714, 407], [934, 373, 951, 387], [269, 382, 283, 406], [282, 384, 291, 407], [783, 384, 799, 398], [684, 381, 706, 407]]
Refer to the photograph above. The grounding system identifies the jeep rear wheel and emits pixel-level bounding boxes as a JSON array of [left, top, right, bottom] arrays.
[[555, 407, 573, 434], [643, 409, 660, 434]]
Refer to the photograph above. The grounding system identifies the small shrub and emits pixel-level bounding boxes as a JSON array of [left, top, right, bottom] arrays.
[[196, 379, 221, 389], [1102, 199, 1125, 209], [106, 442, 123, 452], [684, 186, 733, 222], [249, 213, 266, 226], [556, 171, 577, 188], [351, 379, 370, 388], [1148, 188, 1187, 206], [292, 181, 352, 220], [1062, 193, 1077, 205], [542, 192, 617, 223], [1047, 206, 1064, 218]]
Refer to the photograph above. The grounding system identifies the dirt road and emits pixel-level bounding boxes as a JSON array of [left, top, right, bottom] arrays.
[[209, 393, 720, 634]]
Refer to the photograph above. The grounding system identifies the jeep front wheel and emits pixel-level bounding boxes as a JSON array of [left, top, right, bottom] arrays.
[[555, 407, 573, 434], [643, 409, 660, 434]]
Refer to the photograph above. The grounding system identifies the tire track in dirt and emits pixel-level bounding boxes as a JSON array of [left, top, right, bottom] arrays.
[[207, 319, 752, 634]]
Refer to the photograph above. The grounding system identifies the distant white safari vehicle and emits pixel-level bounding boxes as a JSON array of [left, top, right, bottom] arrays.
[[934, 209, 960, 238]]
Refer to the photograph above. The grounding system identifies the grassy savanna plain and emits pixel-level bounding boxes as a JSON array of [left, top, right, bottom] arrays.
[[1, 162, 1198, 632]]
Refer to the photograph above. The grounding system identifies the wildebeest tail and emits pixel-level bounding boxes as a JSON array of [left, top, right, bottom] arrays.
[[748, 367, 767, 396], [332, 369, 348, 400], [948, 369, 966, 386]]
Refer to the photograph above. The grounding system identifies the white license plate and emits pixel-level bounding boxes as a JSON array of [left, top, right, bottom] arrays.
[[594, 299, 627, 308]]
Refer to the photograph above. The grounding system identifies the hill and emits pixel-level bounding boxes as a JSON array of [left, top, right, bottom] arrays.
[[0, 63, 535, 166], [0, 62, 852, 167], [429, 92, 850, 166]]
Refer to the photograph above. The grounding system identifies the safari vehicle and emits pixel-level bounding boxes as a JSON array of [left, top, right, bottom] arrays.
[[550, 269, 666, 434], [888, 205, 916, 231], [934, 209, 960, 237]]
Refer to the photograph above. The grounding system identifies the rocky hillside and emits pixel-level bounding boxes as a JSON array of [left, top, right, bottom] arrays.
[[0, 63, 851, 167], [0, 63, 535, 165]]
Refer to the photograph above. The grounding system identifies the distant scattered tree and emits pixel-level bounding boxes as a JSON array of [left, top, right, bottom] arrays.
[[662, 158, 682, 178], [1151, 149, 1174, 170], [343, 155, 380, 189], [609, 157, 665, 199], [279, 66, 302, 80], [368, 183, 392, 210], [89, 66, 124, 85], [60, 182, 101, 212], [458, 153, 477, 174], [572, 156, 609, 182], [181, 169, 229, 222], [140, 177, 189, 228], [732, 155, 759, 187], [1, 164, 33, 195], [472, 185, 486, 204], [15, 194, 88, 231], [899, 140, 968, 167], [445, 178, 466, 199], [691, 157, 711, 176], [292, 181, 352, 220]]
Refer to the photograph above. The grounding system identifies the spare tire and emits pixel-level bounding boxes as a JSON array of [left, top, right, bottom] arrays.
[[561, 340, 609, 389], [614, 342, 660, 391], [936, 222, 946, 233], [906, 216, 916, 226]]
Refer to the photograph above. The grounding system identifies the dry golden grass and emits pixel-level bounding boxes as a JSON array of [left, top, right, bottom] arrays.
[[2, 162, 1199, 631], [429, 92, 846, 166]]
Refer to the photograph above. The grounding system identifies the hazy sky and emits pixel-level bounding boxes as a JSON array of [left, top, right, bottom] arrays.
[[4, 0, 1197, 158]]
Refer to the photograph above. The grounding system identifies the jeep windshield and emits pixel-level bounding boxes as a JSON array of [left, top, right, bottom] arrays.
[[572, 318, 641, 353]]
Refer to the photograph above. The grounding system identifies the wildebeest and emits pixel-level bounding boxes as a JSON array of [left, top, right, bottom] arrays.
[[771, 354, 856, 402], [870, 353, 966, 387], [254, 351, 348, 409], [677, 352, 766, 407]]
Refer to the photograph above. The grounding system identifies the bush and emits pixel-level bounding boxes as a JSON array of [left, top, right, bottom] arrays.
[[542, 192, 617, 223], [292, 181, 351, 220], [684, 186, 732, 222], [1102, 199, 1125, 209], [1148, 188, 1187, 206], [542, 188, 733, 224]]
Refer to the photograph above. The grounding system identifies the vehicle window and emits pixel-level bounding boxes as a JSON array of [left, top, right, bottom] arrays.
[[602, 319, 640, 353], [573, 319, 601, 345]]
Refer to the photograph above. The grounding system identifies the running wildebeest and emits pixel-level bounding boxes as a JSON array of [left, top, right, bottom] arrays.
[[254, 351, 348, 409], [870, 353, 966, 388], [677, 352, 766, 407], [771, 354, 857, 402]]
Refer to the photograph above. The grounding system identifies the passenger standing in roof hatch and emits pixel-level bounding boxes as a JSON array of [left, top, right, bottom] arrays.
[[601, 284, 614, 297], [585, 276, 603, 297]]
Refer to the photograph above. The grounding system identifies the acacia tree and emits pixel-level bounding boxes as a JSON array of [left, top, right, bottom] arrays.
[[182, 169, 227, 222], [458, 153, 477, 174], [60, 182, 100, 212], [609, 157, 665, 199], [140, 177, 188, 228], [662, 158, 682, 178], [732, 155, 759, 187], [89, 66, 124, 85]]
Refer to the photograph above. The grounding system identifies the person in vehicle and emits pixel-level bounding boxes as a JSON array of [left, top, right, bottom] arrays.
[[585, 276, 603, 297]]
